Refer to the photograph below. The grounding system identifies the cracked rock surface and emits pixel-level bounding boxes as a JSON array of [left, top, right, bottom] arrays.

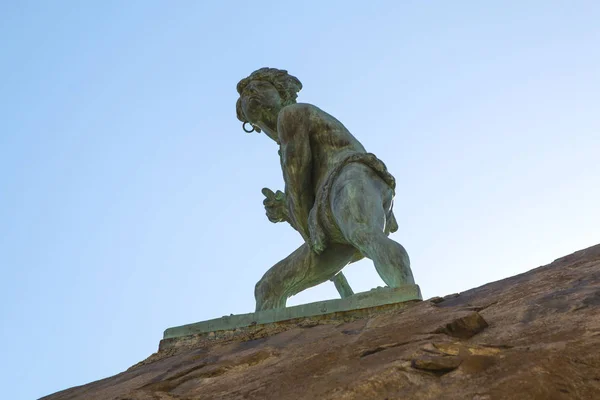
[[43, 244, 600, 400]]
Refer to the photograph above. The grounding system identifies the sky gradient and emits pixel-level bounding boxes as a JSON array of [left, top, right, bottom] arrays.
[[1, 1, 599, 399]]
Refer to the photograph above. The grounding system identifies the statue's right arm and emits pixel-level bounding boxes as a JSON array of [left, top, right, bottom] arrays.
[[277, 105, 315, 242]]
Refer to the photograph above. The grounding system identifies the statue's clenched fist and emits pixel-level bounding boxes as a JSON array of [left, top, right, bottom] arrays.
[[261, 188, 289, 223]]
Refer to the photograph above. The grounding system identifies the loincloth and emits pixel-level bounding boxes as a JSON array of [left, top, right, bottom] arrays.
[[307, 152, 399, 254]]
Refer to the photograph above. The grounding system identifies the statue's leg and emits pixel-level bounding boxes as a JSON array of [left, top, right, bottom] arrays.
[[254, 242, 356, 311], [330, 164, 415, 287], [330, 272, 354, 298]]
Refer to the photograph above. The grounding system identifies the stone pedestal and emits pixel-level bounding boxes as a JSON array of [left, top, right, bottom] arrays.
[[163, 284, 422, 342]]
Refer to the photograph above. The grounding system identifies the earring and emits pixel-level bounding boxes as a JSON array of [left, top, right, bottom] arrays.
[[242, 121, 255, 133]]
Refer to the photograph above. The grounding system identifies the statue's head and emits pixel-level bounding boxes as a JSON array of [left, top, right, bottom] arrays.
[[236, 68, 302, 138]]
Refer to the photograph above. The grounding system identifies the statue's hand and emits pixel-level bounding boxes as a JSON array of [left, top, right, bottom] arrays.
[[262, 188, 289, 223]]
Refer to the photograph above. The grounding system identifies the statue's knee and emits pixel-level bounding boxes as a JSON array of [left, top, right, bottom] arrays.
[[254, 277, 288, 311], [254, 278, 268, 301], [254, 276, 282, 301]]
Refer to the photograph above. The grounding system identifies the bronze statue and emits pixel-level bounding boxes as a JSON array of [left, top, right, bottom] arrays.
[[236, 68, 416, 311]]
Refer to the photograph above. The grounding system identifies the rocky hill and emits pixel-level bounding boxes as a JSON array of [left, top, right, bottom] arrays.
[[42, 244, 600, 400]]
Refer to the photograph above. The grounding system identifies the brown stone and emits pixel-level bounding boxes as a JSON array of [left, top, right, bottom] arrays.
[[428, 296, 445, 304], [41, 244, 600, 400], [411, 355, 462, 373], [433, 312, 489, 339], [432, 342, 505, 356]]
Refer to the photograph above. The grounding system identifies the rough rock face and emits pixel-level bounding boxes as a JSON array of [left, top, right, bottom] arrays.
[[43, 244, 600, 400]]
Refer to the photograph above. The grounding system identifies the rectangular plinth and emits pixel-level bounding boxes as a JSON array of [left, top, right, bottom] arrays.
[[163, 284, 422, 340]]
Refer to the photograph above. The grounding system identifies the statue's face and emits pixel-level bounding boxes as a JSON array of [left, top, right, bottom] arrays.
[[240, 80, 282, 131]]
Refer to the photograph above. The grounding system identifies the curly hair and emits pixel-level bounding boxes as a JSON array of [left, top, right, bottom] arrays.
[[236, 67, 303, 123]]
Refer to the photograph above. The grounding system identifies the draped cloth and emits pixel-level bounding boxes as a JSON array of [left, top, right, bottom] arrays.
[[307, 152, 399, 254]]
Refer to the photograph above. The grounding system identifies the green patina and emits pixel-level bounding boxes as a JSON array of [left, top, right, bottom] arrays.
[[161, 70, 422, 343], [164, 284, 422, 340], [235, 68, 419, 311]]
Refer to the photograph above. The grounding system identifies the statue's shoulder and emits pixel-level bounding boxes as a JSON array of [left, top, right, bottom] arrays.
[[279, 103, 324, 124], [279, 102, 317, 116], [277, 103, 317, 133]]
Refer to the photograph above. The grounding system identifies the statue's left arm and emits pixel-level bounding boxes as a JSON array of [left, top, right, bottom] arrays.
[[277, 105, 315, 242]]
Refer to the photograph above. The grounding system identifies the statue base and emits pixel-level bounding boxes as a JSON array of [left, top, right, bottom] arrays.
[[162, 284, 422, 345]]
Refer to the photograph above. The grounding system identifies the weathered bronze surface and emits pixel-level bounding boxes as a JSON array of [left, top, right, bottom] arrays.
[[236, 68, 416, 311], [162, 285, 422, 341]]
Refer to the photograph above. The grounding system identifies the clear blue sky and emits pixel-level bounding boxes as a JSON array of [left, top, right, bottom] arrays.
[[1, 1, 599, 399]]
